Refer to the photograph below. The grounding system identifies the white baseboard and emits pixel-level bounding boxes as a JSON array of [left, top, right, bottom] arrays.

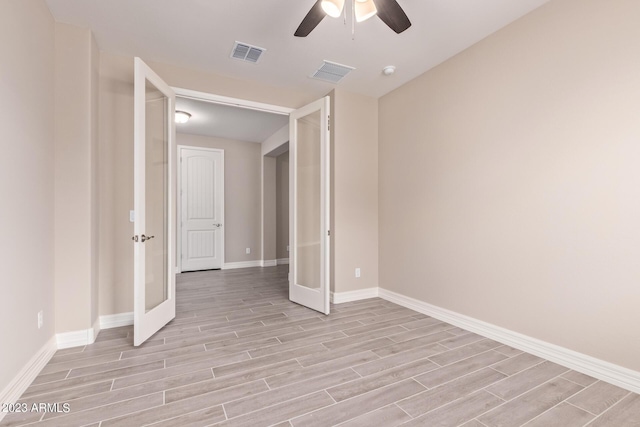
[[100, 312, 134, 329], [222, 260, 287, 270], [56, 327, 96, 350], [0, 336, 57, 421], [331, 287, 379, 304], [378, 288, 640, 395], [223, 260, 262, 270], [58, 312, 132, 346]]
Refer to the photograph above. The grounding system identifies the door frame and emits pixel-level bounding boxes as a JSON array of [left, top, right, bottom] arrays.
[[177, 145, 225, 273], [173, 88, 293, 115], [172, 87, 294, 272]]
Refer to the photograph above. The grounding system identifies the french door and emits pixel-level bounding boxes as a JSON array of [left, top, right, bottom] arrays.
[[289, 97, 330, 315], [133, 58, 176, 346]]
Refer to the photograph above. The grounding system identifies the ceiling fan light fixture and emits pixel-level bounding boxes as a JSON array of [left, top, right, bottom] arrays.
[[321, 0, 345, 18], [355, 0, 377, 22], [175, 111, 191, 124]]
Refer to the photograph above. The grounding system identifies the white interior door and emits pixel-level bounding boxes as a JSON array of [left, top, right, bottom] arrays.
[[180, 147, 224, 272], [289, 97, 330, 315], [133, 57, 176, 346]]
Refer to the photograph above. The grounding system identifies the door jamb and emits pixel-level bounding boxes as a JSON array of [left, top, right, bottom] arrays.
[[173, 88, 294, 115]]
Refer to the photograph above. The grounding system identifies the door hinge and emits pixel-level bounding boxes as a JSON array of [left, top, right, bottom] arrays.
[[327, 229, 331, 236], [328, 115, 331, 131]]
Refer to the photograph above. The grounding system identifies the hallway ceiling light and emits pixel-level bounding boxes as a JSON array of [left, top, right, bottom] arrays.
[[382, 65, 396, 75], [175, 111, 191, 124]]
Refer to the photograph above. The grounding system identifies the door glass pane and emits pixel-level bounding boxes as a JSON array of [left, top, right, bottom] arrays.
[[145, 79, 168, 312], [295, 110, 321, 290]]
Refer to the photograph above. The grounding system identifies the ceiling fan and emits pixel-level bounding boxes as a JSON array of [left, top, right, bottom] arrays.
[[295, 0, 412, 37]]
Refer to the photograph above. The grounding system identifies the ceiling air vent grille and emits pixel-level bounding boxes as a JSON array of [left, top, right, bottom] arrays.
[[231, 41, 266, 63], [311, 60, 355, 84]]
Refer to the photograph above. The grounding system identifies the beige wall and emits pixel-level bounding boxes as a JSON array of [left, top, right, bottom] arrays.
[[262, 156, 277, 262], [98, 53, 133, 316], [276, 151, 290, 260], [332, 90, 379, 293], [379, 0, 640, 371], [90, 31, 100, 330], [0, 0, 55, 395], [54, 23, 100, 334], [98, 52, 314, 315], [179, 133, 263, 265]]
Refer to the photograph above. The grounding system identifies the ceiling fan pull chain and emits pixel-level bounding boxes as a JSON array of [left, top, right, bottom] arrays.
[[352, 0, 356, 40]]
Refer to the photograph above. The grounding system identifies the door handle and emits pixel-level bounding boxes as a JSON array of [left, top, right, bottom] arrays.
[[140, 234, 155, 242], [214, 223, 222, 228]]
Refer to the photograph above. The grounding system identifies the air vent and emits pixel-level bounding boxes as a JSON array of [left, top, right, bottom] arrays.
[[311, 60, 355, 84], [231, 41, 266, 63]]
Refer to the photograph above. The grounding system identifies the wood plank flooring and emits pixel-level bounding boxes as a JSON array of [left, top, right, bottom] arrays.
[[2, 265, 638, 426]]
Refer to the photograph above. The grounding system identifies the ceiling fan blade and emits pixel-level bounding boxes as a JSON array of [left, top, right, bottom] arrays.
[[373, 0, 412, 34], [295, 0, 326, 37]]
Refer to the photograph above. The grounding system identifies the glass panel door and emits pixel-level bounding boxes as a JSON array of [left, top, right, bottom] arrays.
[[296, 109, 321, 291], [133, 58, 176, 346], [289, 97, 330, 314], [144, 79, 168, 312]]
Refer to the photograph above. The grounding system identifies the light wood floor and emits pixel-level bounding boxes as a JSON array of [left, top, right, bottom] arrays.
[[2, 265, 638, 426]]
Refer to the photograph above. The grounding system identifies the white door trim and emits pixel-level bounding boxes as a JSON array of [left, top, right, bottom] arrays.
[[177, 145, 225, 273], [173, 87, 294, 116]]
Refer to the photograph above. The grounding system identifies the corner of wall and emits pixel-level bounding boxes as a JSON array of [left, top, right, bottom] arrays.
[[53, 21, 99, 336], [331, 90, 379, 295]]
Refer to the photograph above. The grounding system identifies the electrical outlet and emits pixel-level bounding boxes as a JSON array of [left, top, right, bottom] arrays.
[[37, 311, 43, 329], [246, 248, 251, 254], [355, 268, 361, 278]]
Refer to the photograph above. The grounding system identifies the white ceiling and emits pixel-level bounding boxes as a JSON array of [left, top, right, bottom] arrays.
[[175, 97, 288, 143], [45, 0, 550, 99]]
